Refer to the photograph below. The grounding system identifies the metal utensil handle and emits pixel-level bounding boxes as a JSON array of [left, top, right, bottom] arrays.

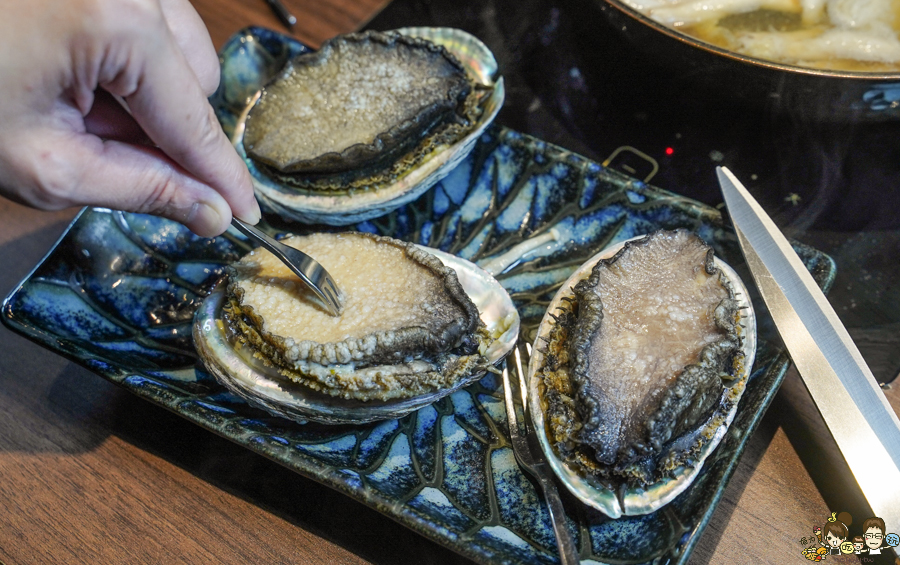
[[230, 219, 313, 286], [230, 218, 339, 316], [263, 0, 296, 28], [538, 472, 580, 565], [512, 346, 580, 565]]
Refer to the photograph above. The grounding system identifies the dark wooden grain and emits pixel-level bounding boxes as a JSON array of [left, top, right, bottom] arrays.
[[0, 1, 898, 564], [195, 0, 389, 48]]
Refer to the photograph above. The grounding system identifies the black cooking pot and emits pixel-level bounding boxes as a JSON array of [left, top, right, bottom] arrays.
[[592, 0, 900, 122]]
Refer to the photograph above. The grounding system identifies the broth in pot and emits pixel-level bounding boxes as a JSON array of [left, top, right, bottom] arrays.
[[620, 0, 900, 71]]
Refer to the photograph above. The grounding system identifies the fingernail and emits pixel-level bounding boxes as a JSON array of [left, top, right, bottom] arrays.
[[187, 202, 224, 237], [232, 199, 261, 225], [246, 197, 262, 224]]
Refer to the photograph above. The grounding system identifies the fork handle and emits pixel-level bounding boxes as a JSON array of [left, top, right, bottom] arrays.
[[230, 220, 308, 279], [229, 218, 338, 316], [230, 218, 290, 261], [536, 473, 581, 565]]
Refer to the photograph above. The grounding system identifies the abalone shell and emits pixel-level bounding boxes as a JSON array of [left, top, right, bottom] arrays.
[[539, 230, 744, 486]]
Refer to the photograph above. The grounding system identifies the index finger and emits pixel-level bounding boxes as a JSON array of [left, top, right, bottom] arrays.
[[158, 0, 219, 95], [103, 14, 259, 230]]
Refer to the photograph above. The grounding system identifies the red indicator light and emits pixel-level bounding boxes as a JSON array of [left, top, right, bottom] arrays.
[[665, 147, 674, 156]]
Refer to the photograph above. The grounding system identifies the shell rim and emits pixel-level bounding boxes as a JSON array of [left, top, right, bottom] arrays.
[[526, 234, 758, 518], [230, 27, 505, 225], [193, 246, 520, 425]]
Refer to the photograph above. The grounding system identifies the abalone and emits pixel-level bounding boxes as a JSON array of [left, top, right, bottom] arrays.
[[193, 236, 518, 424], [529, 230, 756, 517], [220, 232, 494, 401], [231, 27, 505, 226], [242, 30, 484, 193]]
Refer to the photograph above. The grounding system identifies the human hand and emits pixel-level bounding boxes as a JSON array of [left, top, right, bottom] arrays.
[[0, 0, 260, 237]]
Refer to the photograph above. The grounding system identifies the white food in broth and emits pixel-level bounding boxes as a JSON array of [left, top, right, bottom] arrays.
[[621, 0, 900, 70]]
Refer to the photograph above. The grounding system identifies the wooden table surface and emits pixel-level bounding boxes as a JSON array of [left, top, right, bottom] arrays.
[[1, 1, 898, 564]]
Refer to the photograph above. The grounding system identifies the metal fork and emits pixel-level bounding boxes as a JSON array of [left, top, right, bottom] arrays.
[[230, 218, 345, 316], [503, 344, 580, 565]]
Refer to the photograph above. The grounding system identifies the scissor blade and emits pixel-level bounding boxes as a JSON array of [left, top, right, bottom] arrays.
[[717, 166, 900, 527]]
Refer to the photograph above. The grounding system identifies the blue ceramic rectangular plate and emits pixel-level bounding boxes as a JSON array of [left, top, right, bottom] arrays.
[[2, 27, 835, 565]]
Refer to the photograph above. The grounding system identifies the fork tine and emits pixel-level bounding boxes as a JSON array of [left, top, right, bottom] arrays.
[[502, 362, 522, 439], [321, 276, 345, 310], [281, 252, 338, 315], [311, 278, 341, 317], [321, 280, 343, 315], [513, 344, 529, 412]]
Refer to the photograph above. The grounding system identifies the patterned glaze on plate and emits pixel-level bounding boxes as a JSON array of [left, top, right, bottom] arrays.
[[2, 27, 836, 565], [230, 27, 505, 225], [528, 237, 757, 518]]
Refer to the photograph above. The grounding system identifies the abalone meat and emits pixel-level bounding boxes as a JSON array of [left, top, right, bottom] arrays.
[[193, 231, 519, 424], [243, 30, 483, 193], [528, 230, 756, 517], [231, 27, 505, 226]]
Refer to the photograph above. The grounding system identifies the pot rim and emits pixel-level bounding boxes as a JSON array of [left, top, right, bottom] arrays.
[[601, 0, 900, 80]]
